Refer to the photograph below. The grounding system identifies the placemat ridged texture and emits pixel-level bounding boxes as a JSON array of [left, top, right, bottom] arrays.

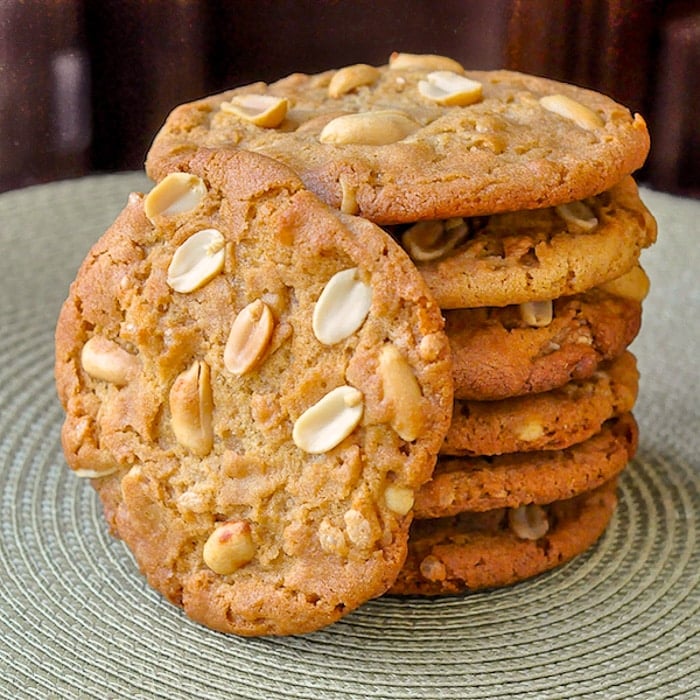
[[0, 173, 698, 699]]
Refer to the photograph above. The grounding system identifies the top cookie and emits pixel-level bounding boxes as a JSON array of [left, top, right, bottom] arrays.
[[146, 52, 650, 225], [54, 148, 453, 636]]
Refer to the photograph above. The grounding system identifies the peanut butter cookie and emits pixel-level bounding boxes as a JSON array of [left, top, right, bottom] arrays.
[[146, 53, 650, 225], [443, 351, 638, 456], [396, 177, 656, 309], [415, 413, 637, 519], [390, 479, 619, 596], [54, 148, 453, 636], [447, 285, 643, 401]]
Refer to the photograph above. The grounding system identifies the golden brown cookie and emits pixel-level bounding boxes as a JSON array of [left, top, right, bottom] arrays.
[[442, 351, 638, 456], [146, 53, 650, 225], [54, 148, 453, 636], [415, 413, 637, 519], [390, 479, 619, 596], [396, 177, 656, 309], [447, 286, 643, 401]]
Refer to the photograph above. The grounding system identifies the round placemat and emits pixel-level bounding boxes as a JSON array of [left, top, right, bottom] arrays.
[[0, 174, 698, 699]]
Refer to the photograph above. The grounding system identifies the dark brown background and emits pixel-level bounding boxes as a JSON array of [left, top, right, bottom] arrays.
[[1, 0, 698, 196]]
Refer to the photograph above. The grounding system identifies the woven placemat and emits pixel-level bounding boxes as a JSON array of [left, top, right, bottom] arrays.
[[0, 173, 698, 699]]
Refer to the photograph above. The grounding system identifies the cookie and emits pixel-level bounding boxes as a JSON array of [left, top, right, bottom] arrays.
[[414, 413, 637, 519], [442, 351, 638, 456], [145, 53, 650, 225], [54, 147, 453, 636], [395, 177, 656, 309], [447, 285, 643, 401], [389, 479, 618, 596]]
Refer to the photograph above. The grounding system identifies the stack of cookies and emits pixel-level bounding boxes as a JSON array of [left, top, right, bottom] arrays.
[[389, 181, 655, 594], [55, 53, 656, 635], [145, 53, 656, 598]]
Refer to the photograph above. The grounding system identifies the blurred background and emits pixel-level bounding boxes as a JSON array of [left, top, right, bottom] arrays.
[[1, 0, 698, 196]]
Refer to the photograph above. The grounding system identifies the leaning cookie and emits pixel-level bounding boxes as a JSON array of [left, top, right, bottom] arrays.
[[54, 148, 453, 636], [448, 283, 644, 401], [389, 479, 618, 596], [146, 53, 650, 225], [443, 351, 638, 456], [415, 413, 637, 519]]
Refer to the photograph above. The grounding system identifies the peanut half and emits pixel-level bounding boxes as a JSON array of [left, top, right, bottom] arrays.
[[81, 336, 139, 386], [224, 299, 275, 376], [167, 228, 225, 293], [378, 343, 423, 441], [514, 419, 545, 443], [292, 385, 364, 454], [220, 94, 288, 128], [419, 554, 447, 582], [203, 520, 256, 575], [343, 508, 376, 548], [388, 52, 464, 73], [384, 484, 415, 516], [339, 175, 359, 215], [519, 300, 553, 328], [169, 360, 214, 456], [508, 504, 550, 540], [328, 63, 381, 98], [555, 200, 599, 231], [144, 173, 207, 223], [401, 218, 468, 262], [540, 94, 604, 130], [418, 71, 483, 106], [319, 110, 420, 146], [598, 265, 650, 302], [318, 519, 348, 556], [312, 268, 372, 345], [73, 466, 119, 479]]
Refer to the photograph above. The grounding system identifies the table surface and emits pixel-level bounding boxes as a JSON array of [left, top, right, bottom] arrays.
[[0, 173, 698, 699]]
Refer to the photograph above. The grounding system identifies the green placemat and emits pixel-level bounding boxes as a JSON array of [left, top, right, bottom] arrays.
[[0, 174, 698, 699]]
